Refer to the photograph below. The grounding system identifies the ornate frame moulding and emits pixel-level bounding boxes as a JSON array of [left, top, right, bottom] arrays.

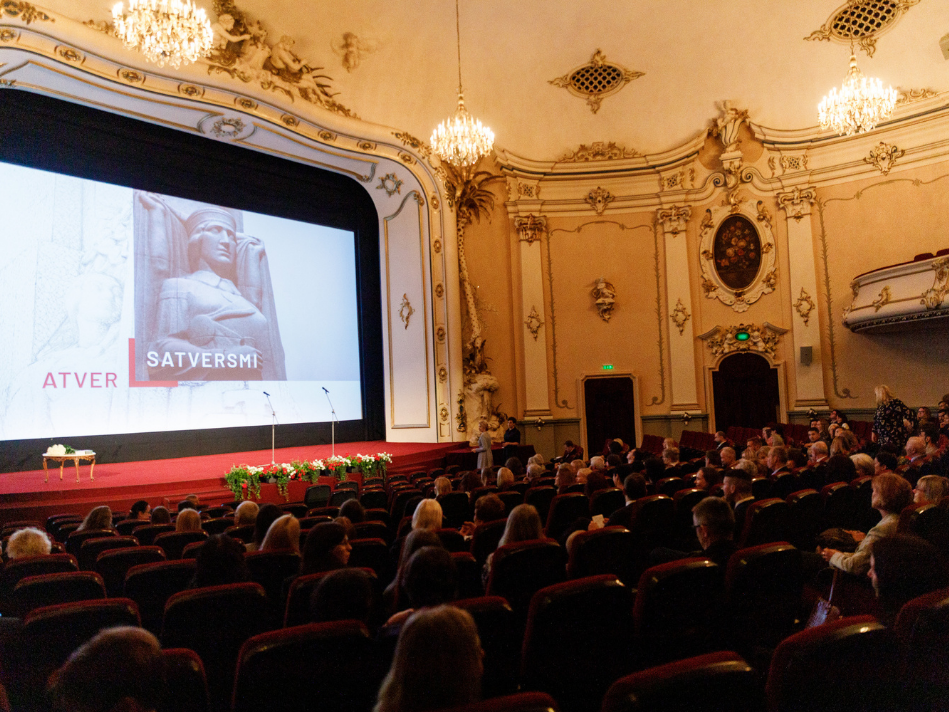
[[586, 187, 614, 215], [398, 294, 415, 329], [698, 322, 788, 361], [698, 196, 778, 313], [558, 141, 638, 162], [669, 299, 691, 335], [793, 288, 816, 326], [865, 142, 904, 175], [377, 173, 403, 197], [525, 307, 544, 341], [549, 49, 644, 114], [514, 214, 547, 245]]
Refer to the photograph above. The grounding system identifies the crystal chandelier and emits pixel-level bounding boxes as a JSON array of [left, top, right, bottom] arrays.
[[818, 52, 897, 136], [431, 0, 494, 167], [112, 0, 214, 69]]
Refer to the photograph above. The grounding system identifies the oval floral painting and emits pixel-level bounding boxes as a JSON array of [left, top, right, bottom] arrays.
[[713, 215, 762, 290]]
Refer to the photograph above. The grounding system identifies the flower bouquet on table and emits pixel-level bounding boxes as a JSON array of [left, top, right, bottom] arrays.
[[326, 455, 352, 481], [225, 464, 263, 500], [45, 444, 75, 456]]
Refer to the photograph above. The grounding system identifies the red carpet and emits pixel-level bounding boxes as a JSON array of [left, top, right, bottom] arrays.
[[0, 441, 461, 523]]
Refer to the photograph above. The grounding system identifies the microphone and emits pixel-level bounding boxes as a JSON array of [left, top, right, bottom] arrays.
[[263, 391, 270, 397], [322, 387, 329, 393]]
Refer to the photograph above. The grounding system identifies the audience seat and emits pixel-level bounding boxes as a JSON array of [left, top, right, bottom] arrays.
[[438, 491, 473, 529], [65, 528, 116, 558], [452, 551, 484, 600], [771, 472, 802, 501], [329, 489, 357, 507], [738, 498, 792, 548], [590, 487, 624, 518], [124, 559, 197, 634], [162, 582, 272, 711], [232, 620, 385, 712], [785, 489, 822, 551], [348, 537, 390, 580], [155, 530, 209, 560], [11, 570, 106, 616], [673, 489, 708, 541], [566, 527, 638, 586], [521, 575, 636, 712], [470, 519, 507, 567], [162, 648, 210, 712], [299, 515, 333, 531], [308, 506, 339, 518], [766, 615, 899, 712], [245, 550, 301, 615], [656, 477, 687, 497], [134, 523, 176, 545], [3, 598, 140, 712], [202, 518, 234, 535], [429, 692, 560, 712], [435, 528, 468, 553], [353, 520, 391, 543], [304, 485, 331, 509], [524, 486, 557, 526], [360, 490, 388, 510], [544, 493, 590, 540], [497, 490, 524, 514], [0, 553, 78, 614], [821, 482, 857, 529], [898, 502, 949, 554], [116, 519, 149, 536], [485, 539, 566, 619], [894, 586, 949, 696], [633, 558, 723, 665], [601, 651, 761, 712], [453, 596, 519, 698], [78, 535, 139, 571], [95, 545, 166, 597], [283, 567, 379, 628], [54, 521, 83, 542], [223, 524, 255, 544]]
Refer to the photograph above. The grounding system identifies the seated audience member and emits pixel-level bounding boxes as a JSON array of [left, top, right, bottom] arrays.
[[874, 450, 899, 476], [694, 466, 722, 492], [746, 437, 764, 454], [485, 504, 544, 583], [605, 454, 623, 470], [851, 453, 876, 480], [150, 506, 172, 525], [300, 522, 352, 576], [610, 464, 633, 490], [585, 469, 609, 496], [177, 495, 199, 512], [720, 446, 737, 469], [7, 527, 52, 559], [260, 514, 301, 553], [525, 463, 546, 485], [870, 534, 949, 626], [723, 462, 755, 536], [918, 406, 933, 427], [503, 456, 524, 479], [496, 467, 515, 491], [555, 464, 577, 494], [77, 505, 112, 532], [175, 508, 202, 533], [385, 547, 459, 626], [190, 534, 249, 588], [555, 440, 583, 463], [663, 438, 678, 451], [714, 431, 729, 450], [385, 529, 443, 615], [820, 472, 912, 576], [246, 503, 282, 553], [434, 476, 452, 497], [335, 516, 357, 540], [461, 471, 482, 494], [604, 474, 648, 529], [662, 447, 681, 474], [754, 446, 771, 476], [767, 446, 790, 476], [575, 468, 590, 486], [705, 450, 722, 469], [787, 447, 806, 470], [128, 500, 150, 521], [339, 499, 366, 524], [651, 496, 737, 569], [310, 568, 375, 625], [48, 627, 164, 712], [905, 435, 929, 469], [939, 408, 949, 439], [570, 458, 586, 473], [643, 457, 666, 484], [806, 427, 822, 444], [374, 605, 482, 712], [914, 475, 949, 505], [460, 493, 506, 538], [825, 454, 857, 484], [527, 453, 545, 469], [589, 456, 607, 472], [412, 499, 443, 532], [830, 435, 852, 458]]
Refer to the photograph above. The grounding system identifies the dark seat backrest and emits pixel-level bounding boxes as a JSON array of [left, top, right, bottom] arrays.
[[544, 493, 590, 540], [438, 491, 473, 528], [347, 538, 389, 580], [590, 488, 625, 518], [566, 527, 638, 586], [452, 551, 484, 600], [304, 485, 332, 509], [329, 490, 357, 507], [353, 520, 390, 543], [359, 490, 388, 510], [725, 542, 803, 648], [124, 559, 197, 634], [486, 539, 566, 617], [11, 571, 107, 616], [524, 486, 557, 524], [283, 567, 379, 628], [161, 648, 210, 712], [201, 518, 234, 535], [95, 546, 166, 597], [821, 482, 857, 529], [154, 530, 209, 560], [133, 523, 176, 546], [78, 536, 139, 571], [470, 519, 508, 567], [0, 553, 78, 614], [738, 498, 791, 548], [245, 550, 302, 611], [453, 596, 519, 699], [497, 490, 525, 514], [65, 529, 115, 557], [786, 489, 823, 551]]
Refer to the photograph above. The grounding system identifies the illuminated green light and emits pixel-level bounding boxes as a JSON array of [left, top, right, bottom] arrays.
[[602, 364, 614, 370], [735, 331, 750, 341]]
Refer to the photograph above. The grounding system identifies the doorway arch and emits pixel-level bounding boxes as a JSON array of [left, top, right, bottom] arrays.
[[711, 353, 781, 431]]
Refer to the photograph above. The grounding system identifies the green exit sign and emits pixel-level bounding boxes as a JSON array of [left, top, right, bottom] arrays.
[[735, 331, 750, 341], [602, 364, 614, 370]]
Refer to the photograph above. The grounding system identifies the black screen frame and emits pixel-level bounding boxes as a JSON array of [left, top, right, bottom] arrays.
[[0, 88, 385, 472]]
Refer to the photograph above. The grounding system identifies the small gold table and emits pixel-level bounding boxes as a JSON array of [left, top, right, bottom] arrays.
[[43, 452, 96, 483]]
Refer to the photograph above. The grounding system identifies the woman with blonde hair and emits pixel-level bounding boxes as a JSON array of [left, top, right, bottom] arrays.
[[77, 505, 112, 532], [175, 508, 202, 533], [914, 475, 949, 505], [851, 453, 875, 479], [499, 504, 544, 548], [873, 384, 916, 450], [260, 513, 301, 553], [411, 499, 443, 532], [374, 605, 483, 712]]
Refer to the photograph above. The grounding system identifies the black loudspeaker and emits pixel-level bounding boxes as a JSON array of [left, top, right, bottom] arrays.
[[800, 346, 813, 366]]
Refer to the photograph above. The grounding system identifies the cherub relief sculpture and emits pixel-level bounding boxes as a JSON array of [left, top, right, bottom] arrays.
[[591, 277, 617, 322]]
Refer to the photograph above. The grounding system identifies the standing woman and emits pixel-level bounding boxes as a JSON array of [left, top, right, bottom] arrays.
[[472, 420, 494, 470], [872, 385, 917, 451]]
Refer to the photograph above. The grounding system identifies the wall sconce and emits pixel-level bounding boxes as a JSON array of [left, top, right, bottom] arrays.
[[681, 412, 692, 425], [534, 418, 545, 431]]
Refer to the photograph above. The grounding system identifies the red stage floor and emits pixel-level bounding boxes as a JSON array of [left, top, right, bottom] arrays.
[[0, 440, 460, 523]]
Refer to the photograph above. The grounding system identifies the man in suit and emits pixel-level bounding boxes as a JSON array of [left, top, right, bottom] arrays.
[[714, 431, 729, 451], [692, 496, 739, 568], [662, 447, 682, 477], [767, 446, 790, 477], [723, 461, 755, 538], [720, 446, 737, 469], [605, 473, 648, 529]]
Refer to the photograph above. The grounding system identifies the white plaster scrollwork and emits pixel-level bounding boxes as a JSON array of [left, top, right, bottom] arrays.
[[586, 187, 614, 215], [865, 142, 905, 175], [377, 173, 403, 197], [715, 100, 748, 154], [591, 278, 616, 322], [872, 286, 892, 312], [657, 205, 692, 237], [525, 306, 544, 340], [514, 214, 547, 245], [776, 187, 817, 223], [698, 196, 778, 313], [921, 258, 949, 310], [398, 294, 415, 329], [793, 288, 816, 326], [698, 322, 788, 360], [670, 299, 691, 335]]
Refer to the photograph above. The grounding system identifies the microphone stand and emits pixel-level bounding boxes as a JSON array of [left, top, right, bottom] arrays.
[[264, 392, 277, 466], [324, 389, 338, 458]]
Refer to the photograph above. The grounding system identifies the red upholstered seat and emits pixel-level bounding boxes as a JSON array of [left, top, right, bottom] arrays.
[[11, 570, 106, 616], [347, 537, 389, 580], [163, 648, 210, 712], [65, 528, 115, 557], [124, 558, 197, 634], [133, 523, 176, 545], [601, 651, 760, 712], [589, 487, 625, 518], [78, 535, 139, 571], [95, 545, 166, 597], [429, 692, 560, 712], [201, 517, 234, 535], [283, 567, 378, 627], [245, 549, 301, 619], [452, 551, 483, 600], [566, 527, 638, 586], [544, 493, 589, 540], [485, 539, 565, 619], [821, 482, 857, 529], [524, 486, 557, 525], [304, 484, 331, 509], [469, 519, 507, 567], [786, 489, 822, 551], [894, 587, 949, 691], [353, 520, 390, 543], [453, 596, 519, 698], [359, 489, 388, 510], [497, 490, 524, 514], [738, 498, 792, 548], [0, 553, 78, 614], [154, 530, 209, 560], [521, 575, 636, 712], [436, 528, 469, 553]]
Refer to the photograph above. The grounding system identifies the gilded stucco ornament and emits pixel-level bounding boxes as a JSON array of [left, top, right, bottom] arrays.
[[549, 49, 644, 114], [896, 87, 938, 105], [921, 257, 949, 310], [777, 187, 817, 222], [804, 0, 920, 58], [586, 187, 614, 215], [525, 306, 544, 341], [768, 154, 809, 178], [514, 215, 547, 245], [591, 278, 616, 322], [392, 131, 432, 158], [657, 206, 691, 237], [864, 141, 904, 175], [0, 1, 53, 25], [398, 294, 415, 329], [793, 288, 816, 326], [377, 173, 403, 197], [669, 299, 691, 335], [699, 322, 788, 360], [872, 286, 892, 312], [558, 141, 638, 162], [331, 32, 379, 73], [208, 116, 246, 138]]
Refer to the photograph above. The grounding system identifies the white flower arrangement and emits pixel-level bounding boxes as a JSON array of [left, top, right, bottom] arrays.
[[46, 444, 67, 456]]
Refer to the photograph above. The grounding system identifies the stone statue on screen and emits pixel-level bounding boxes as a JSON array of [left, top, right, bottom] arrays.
[[134, 192, 287, 381]]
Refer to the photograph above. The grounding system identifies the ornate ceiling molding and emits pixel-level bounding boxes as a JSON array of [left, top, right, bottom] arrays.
[[656, 205, 691, 236], [558, 141, 639, 162], [549, 49, 643, 114], [776, 187, 817, 222], [804, 0, 920, 58], [698, 322, 788, 360], [864, 141, 904, 175]]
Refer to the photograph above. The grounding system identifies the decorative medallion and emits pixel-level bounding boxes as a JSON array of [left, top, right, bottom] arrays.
[[118, 68, 144, 84], [357, 141, 376, 151], [793, 288, 816, 326], [896, 87, 938, 105], [178, 84, 204, 98], [209, 117, 246, 138], [0, 78, 15, 87], [699, 197, 778, 312], [0, 1, 53, 25], [657, 205, 691, 237], [699, 322, 788, 360], [525, 306, 544, 341], [392, 131, 432, 158], [438, 366, 448, 383], [398, 294, 415, 329], [776, 187, 817, 222], [591, 278, 616, 322], [558, 141, 639, 162], [436, 326, 446, 343], [56, 46, 82, 63], [435, 283, 444, 299], [376, 173, 403, 197], [318, 130, 336, 142], [280, 114, 299, 127], [768, 154, 809, 177], [440, 406, 449, 422], [514, 214, 548, 245], [921, 257, 949, 310], [432, 239, 442, 254], [872, 285, 892, 311], [864, 141, 904, 175], [398, 152, 415, 165], [804, 0, 918, 57], [586, 186, 614, 215], [669, 298, 691, 335], [430, 195, 440, 211], [235, 96, 257, 110], [0, 28, 18, 41], [549, 49, 644, 114]]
